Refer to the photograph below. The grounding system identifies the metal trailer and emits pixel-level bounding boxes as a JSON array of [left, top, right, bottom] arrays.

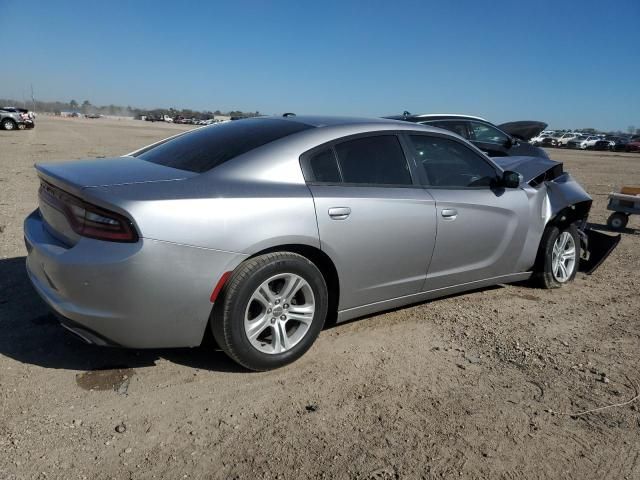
[[607, 186, 640, 230]]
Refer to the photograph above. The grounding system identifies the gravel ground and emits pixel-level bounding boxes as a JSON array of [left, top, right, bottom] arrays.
[[1, 116, 639, 480]]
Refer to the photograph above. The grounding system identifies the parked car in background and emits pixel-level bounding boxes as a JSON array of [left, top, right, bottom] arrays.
[[626, 139, 640, 152], [24, 115, 618, 370], [0, 107, 35, 130], [566, 135, 587, 149], [590, 137, 611, 150], [531, 131, 559, 147], [556, 133, 579, 147], [531, 131, 555, 145], [387, 113, 549, 158], [606, 136, 629, 151]]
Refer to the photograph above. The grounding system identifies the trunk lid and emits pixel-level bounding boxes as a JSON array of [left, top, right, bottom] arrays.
[[35, 156, 195, 245], [35, 156, 195, 195]]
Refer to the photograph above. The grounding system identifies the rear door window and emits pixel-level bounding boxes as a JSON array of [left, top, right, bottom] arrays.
[[136, 118, 313, 173], [334, 135, 412, 186]]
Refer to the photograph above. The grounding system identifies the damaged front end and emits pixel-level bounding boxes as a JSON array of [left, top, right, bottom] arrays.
[[545, 176, 621, 274], [494, 156, 621, 274]]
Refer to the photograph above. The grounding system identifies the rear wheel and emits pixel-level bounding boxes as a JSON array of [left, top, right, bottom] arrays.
[[607, 212, 628, 230], [1, 118, 16, 130], [534, 224, 580, 289], [210, 252, 328, 371]]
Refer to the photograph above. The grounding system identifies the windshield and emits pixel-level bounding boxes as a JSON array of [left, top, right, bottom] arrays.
[[136, 118, 313, 173]]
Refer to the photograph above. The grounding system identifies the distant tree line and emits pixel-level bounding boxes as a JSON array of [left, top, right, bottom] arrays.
[[0, 98, 261, 120]]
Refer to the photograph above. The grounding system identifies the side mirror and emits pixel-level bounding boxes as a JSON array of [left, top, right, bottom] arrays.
[[502, 170, 521, 188], [504, 137, 518, 148]]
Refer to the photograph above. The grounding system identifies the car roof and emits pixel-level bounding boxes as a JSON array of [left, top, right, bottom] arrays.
[[384, 113, 489, 122], [274, 115, 410, 128]]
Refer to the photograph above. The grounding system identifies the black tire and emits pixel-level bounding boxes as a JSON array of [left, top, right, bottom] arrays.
[[210, 252, 328, 371], [533, 224, 580, 289], [1, 118, 17, 131], [607, 212, 628, 230]]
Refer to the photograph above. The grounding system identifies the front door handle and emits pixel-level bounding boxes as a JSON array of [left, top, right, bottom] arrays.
[[328, 207, 351, 220], [441, 208, 458, 219]]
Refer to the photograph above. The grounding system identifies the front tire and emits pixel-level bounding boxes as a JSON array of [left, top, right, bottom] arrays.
[[1, 119, 16, 130], [534, 224, 580, 289], [211, 252, 328, 371]]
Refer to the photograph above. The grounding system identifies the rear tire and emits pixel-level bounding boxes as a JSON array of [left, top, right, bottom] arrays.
[[210, 252, 328, 371], [607, 212, 628, 230], [533, 224, 580, 289]]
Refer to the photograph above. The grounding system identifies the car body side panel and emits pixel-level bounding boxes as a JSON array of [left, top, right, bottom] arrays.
[[309, 185, 437, 310], [86, 178, 322, 254], [423, 187, 531, 289]]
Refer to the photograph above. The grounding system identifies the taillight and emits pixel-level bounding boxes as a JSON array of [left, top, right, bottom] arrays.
[[39, 181, 138, 242]]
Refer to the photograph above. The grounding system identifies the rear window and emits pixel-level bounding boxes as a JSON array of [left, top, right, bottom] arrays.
[[135, 118, 313, 173]]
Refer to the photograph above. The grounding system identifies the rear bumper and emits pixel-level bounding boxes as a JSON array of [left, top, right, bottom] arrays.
[[24, 209, 246, 348]]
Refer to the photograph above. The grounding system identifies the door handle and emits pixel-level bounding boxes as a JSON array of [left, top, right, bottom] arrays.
[[441, 208, 458, 219], [328, 207, 351, 220]]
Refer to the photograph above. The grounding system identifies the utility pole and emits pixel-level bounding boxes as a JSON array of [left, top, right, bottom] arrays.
[[31, 84, 35, 112]]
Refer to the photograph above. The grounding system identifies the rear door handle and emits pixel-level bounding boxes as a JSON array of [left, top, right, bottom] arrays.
[[328, 207, 351, 220], [441, 208, 458, 219]]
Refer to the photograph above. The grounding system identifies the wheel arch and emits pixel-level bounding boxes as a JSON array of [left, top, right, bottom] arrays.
[[547, 199, 592, 230], [245, 244, 340, 326], [1, 117, 18, 129]]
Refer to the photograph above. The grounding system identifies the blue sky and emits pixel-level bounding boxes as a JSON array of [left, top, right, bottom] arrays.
[[1, 0, 638, 131]]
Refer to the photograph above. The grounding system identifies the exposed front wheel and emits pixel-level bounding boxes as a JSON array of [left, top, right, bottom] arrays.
[[1, 119, 16, 130], [210, 252, 328, 371], [534, 224, 580, 289]]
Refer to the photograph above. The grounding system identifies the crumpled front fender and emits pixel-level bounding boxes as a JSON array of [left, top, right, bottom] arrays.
[[544, 173, 592, 221]]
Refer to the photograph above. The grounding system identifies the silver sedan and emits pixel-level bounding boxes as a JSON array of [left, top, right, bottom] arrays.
[[24, 116, 616, 370]]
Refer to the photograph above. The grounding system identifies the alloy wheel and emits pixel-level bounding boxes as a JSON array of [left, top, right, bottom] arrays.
[[551, 232, 576, 283], [244, 273, 315, 354]]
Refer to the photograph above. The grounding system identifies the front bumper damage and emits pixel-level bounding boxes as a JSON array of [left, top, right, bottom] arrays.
[[578, 225, 621, 274]]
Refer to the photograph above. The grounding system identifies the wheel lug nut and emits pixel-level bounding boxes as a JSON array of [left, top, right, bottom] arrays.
[[280, 315, 286, 320], [275, 300, 280, 304], [271, 318, 276, 324], [267, 308, 272, 313], [283, 304, 289, 309]]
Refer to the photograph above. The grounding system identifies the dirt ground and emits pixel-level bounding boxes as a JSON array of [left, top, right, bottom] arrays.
[[1, 116, 639, 480]]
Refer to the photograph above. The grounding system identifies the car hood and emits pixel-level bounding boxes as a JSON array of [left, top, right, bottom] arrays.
[[35, 156, 195, 194], [498, 121, 548, 141], [492, 156, 562, 183]]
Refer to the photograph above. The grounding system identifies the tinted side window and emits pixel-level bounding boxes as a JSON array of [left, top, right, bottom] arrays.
[[136, 118, 312, 173], [309, 148, 341, 183], [408, 135, 497, 188], [469, 121, 509, 145], [423, 120, 471, 139], [335, 136, 412, 186]]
